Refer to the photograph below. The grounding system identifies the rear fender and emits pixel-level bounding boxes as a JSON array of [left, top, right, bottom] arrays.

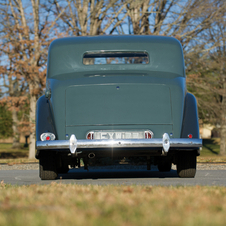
[[36, 95, 57, 158], [181, 93, 199, 139]]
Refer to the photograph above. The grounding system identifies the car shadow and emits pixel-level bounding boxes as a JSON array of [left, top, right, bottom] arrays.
[[57, 168, 178, 180]]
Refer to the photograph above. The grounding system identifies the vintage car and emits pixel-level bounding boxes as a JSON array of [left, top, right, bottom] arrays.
[[36, 35, 202, 180]]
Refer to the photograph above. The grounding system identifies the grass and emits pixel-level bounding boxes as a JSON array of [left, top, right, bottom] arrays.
[[0, 143, 28, 158], [0, 143, 38, 164], [0, 139, 225, 164], [0, 141, 225, 225], [197, 138, 226, 163], [0, 183, 226, 226], [201, 138, 220, 156]]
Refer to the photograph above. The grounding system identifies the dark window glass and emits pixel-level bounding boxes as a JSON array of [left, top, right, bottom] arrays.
[[83, 51, 149, 65]]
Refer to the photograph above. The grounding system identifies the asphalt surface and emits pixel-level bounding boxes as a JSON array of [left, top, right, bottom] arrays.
[[1, 167, 226, 186]]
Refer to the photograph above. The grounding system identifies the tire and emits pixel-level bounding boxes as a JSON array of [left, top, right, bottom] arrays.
[[177, 151, 196, 178], [158, 161, 172, 172], [39, 151, 58, 180]]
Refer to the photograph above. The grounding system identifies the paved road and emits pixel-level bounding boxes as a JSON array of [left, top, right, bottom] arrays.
[[1, 168, 226, 186]]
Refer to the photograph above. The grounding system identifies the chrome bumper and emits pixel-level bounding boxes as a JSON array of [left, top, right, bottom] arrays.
[[36, 133, 202, 155]]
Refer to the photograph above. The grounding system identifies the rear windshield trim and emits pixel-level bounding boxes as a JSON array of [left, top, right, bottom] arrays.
[[83, 51, 149, 65]]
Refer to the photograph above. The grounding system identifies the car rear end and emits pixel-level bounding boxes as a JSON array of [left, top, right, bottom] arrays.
[[36, 35, 202, 179]]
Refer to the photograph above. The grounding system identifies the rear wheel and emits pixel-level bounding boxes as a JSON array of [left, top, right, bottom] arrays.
[[158, 161, 172, 172], [177, 151, 196, 178], [39, 151, 58, 180]]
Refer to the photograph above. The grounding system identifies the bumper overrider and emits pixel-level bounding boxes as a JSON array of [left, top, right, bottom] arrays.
[[36, 133, 202, 155]]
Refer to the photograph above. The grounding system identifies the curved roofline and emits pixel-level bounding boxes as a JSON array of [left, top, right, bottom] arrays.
[[50, 35, 181, 47]]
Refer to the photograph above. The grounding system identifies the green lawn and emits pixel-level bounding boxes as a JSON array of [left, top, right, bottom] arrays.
[[197, 139, 226, 162], [0, 143, 28, 158], [0, 143, 38, 164], [201, 138, 220, 156]]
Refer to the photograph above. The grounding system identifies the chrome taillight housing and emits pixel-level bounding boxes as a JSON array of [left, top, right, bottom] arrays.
[[86, 132, 94, 140], [40, 133, 56, 141], [145, 131, 153, 139]]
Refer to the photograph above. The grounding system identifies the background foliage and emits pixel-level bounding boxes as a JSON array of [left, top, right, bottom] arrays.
[[0, 104, 12, 138], [0, 0, 225, 156]]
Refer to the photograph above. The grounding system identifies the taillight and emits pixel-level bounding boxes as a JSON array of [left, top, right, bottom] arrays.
[[40, 133, 56, 141], [145, 131, 153, 139], [188, 134, 193, 139], [86, 132, 94, 139]]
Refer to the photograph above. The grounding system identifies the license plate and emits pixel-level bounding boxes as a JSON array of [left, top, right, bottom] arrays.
[[93, 131, 146, 139]]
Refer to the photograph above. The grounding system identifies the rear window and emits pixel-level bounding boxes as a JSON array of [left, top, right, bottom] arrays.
[[83, 51, 149, 65]]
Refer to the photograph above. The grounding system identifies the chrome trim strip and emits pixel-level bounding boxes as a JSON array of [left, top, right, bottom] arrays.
[[37, 140, 70, 149], [36, 133, 202, 154]]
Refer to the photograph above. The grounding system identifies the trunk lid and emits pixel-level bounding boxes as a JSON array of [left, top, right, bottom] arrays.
[[65, 84, 172, 126]]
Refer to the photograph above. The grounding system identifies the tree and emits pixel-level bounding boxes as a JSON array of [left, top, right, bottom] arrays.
[[0, 0, 62, 158], [125, 0, 151, 35], [209, 21, 226, 155], [49, 0, 128, 36], [184, 1, 226, 153], [0, 0, 126, 157], [0, 103, 13, 139]]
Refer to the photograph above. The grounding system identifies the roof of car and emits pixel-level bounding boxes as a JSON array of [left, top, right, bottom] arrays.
[[47, 35, 185, 78], [50, 35, 179, 46]]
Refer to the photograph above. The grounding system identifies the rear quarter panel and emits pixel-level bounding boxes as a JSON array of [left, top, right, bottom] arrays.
[[181, 93, 200, 138], [36, 95, 57, 141]]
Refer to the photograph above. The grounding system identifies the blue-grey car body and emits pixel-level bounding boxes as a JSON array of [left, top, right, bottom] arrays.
[[36, 35, 202, 179]]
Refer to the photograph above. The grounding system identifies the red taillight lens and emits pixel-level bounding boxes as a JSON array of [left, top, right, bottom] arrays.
[[40, 133, 56, 141], [145, 131, 153, 139], [87, 132, 94, 139], [188, 134, 193, 139]]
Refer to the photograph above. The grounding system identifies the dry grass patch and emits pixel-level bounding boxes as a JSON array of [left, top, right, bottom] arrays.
[[0, 158, 38, 165], [197, 156, 226, 163], [0, 183, 226, 226]]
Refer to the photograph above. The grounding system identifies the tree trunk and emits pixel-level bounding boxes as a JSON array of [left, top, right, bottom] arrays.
[[220, 80, 226, 155], [11, 109, 21, 149], [28, 93, 37, 159]]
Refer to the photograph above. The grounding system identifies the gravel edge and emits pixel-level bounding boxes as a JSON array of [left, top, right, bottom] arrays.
[[0, 163, 226, 171]]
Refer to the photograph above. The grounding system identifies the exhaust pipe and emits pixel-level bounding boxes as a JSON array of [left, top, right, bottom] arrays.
[[88, 153, 95, 159]]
